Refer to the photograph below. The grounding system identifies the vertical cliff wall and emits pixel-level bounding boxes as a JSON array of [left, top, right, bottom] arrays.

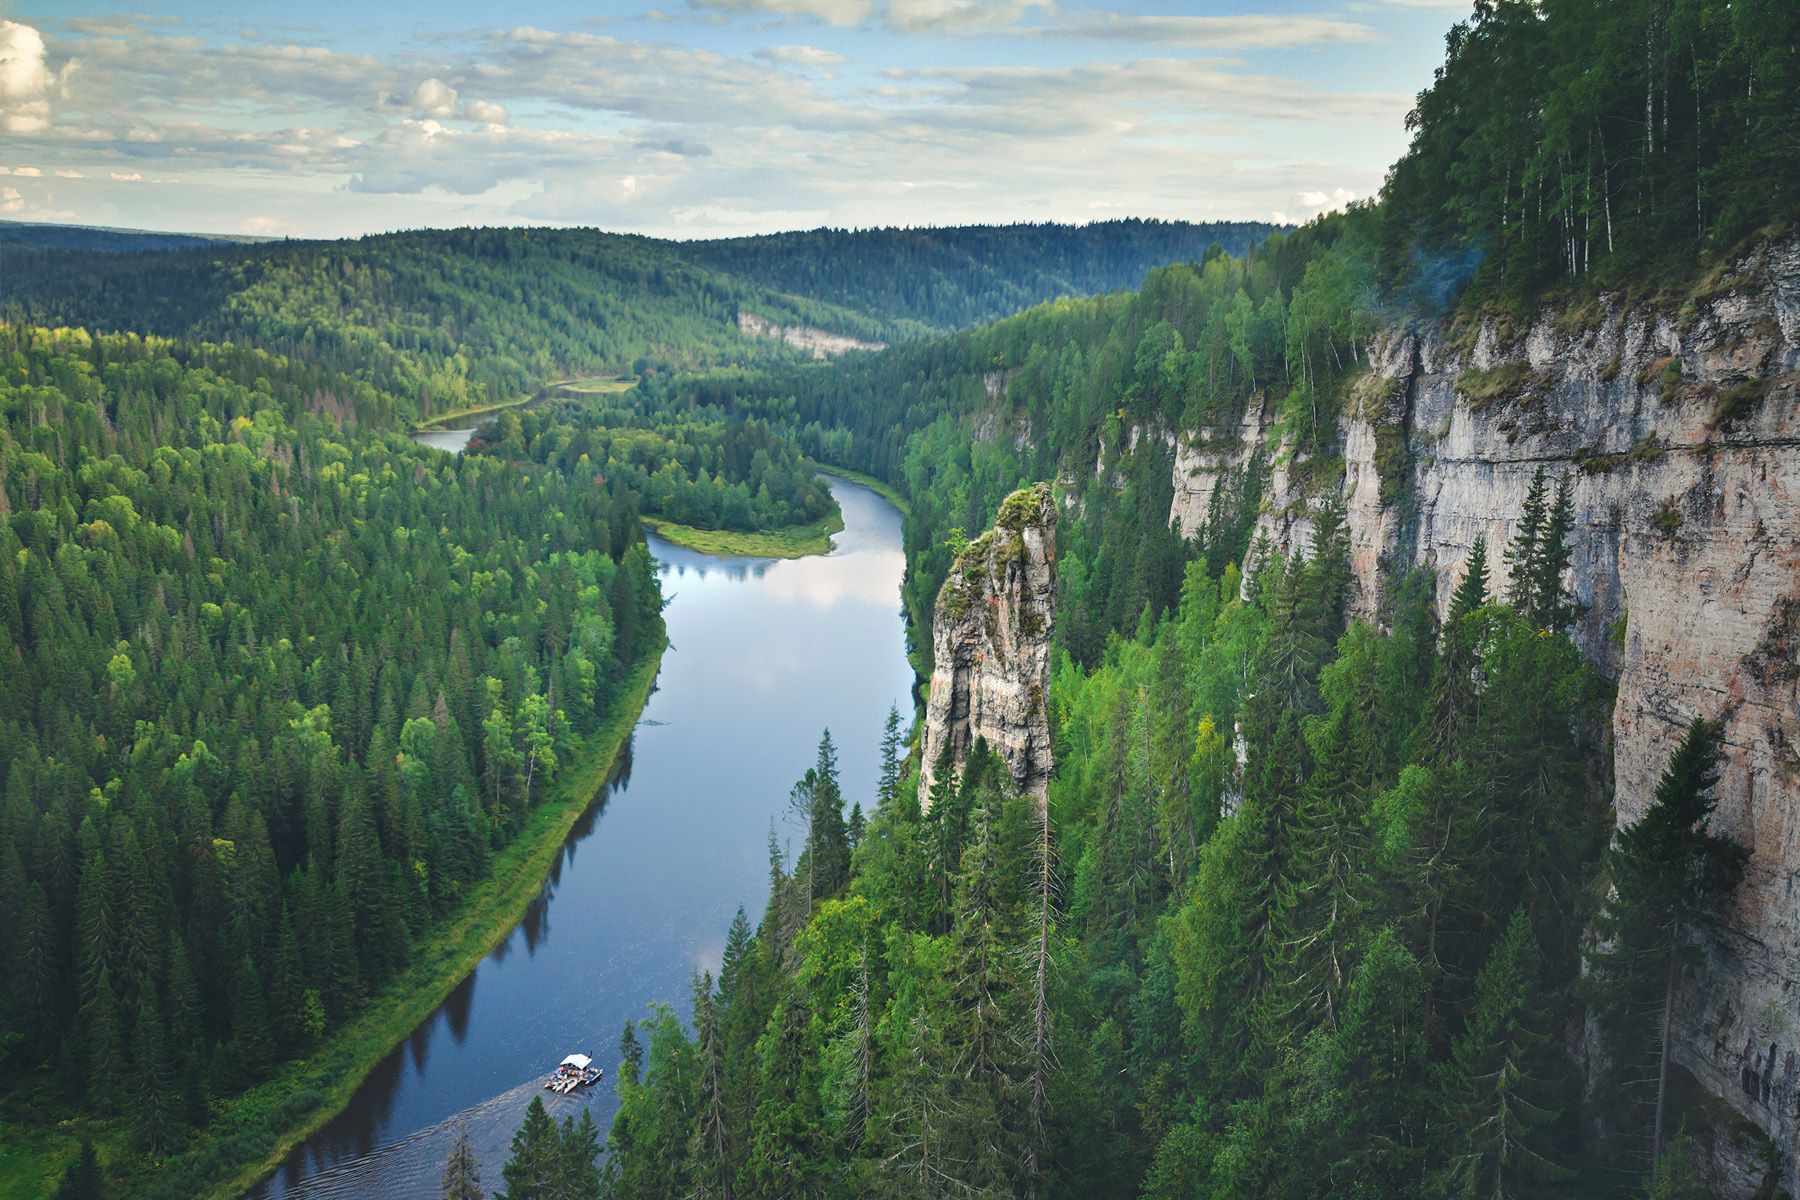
[[1178, 237, 1800, 1180], [919, 483, 1057, 809]]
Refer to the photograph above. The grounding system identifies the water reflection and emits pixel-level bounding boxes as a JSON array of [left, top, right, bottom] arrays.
[[249, 477, 913, 1199], [410, 424, 480, 453]]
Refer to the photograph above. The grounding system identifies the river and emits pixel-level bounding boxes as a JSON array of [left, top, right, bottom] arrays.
[[248, 477, 913, 1198]]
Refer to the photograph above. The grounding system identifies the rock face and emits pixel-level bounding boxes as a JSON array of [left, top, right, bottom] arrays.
[[919, 483, 1057, 809], [736, 311, 887, 358], [1176, 238, 1799, 1187]]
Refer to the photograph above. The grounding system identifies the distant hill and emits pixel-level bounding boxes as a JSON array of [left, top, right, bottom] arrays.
[[0, 219, 268, 253], [0, 219, 1282, 423], [678, 219, 1283, 332]]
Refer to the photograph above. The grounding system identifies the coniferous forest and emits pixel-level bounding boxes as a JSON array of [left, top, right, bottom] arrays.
[[0, 325, 664, 1163], [1, 0, 1796, 1194]]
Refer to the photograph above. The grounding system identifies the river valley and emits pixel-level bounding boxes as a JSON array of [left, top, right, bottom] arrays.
[[247, 478, 913, 1199]]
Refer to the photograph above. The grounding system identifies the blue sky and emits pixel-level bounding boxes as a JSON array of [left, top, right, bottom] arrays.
[[0, 0, 1470, 239]]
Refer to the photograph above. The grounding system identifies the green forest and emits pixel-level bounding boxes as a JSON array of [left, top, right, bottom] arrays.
[[576, 0, 1795, 1196], [3, 0, 1796, 1193], [0, 220, 1276, 428], [594, 482, 1751, 1200], [0, 325, 664, 1192], [469, 402, 836, 536]]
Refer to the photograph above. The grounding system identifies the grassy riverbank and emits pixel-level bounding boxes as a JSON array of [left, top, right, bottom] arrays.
[[643, 510, 845, 559], [819, 467, 909, 516], [0, 653, 662, 1200], [412, 377, 635, 433]]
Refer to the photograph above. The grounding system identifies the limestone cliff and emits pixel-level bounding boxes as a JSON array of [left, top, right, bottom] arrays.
[[919, 483, 1057, 809], [1170, 237, 1799, 1182], [736, 311, 887, 358]]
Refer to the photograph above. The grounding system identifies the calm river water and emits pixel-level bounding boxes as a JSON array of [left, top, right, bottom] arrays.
[[248, 477, 913, 1199]]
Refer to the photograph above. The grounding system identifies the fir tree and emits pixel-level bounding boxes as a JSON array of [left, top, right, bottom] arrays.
[[803, 731, 849, 898], [619, 1019, 643, 1085], [1503, 466, 1549, 613], [130, 987, 183, 1155], [745, 988, 830, 1200], [498, 1096, 562, 1200], [558, 1109, 603, 1200], [877, 704, 903, 809], [53, 1140, 102, 1200], [234, 953, 276, 1082], [1590, 717, 1748, 1169], [685, 972, 734, 1200], [442, 1123, 482, 1200], [1436, 910, 1572, 1199], [1449, 535, 1490, 621]]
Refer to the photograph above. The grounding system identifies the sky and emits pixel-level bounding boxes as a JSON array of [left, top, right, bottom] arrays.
[[0, 0, 1471, 240]]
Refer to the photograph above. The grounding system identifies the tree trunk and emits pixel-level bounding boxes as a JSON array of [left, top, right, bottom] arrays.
[[1027, 800, 1054, 1199], [1653, 919, 1681, 1167]]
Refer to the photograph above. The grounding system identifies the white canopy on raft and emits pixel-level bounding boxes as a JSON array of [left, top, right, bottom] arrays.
[[561, 1054, 593, 1069]]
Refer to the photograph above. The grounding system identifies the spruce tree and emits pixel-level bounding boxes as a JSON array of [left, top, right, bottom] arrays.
[[745, 989, 829, 1200], [1529, 473, 1578, 631], [805, 731, 849, 897], [1449, 535, 1489, 621], [441, 1124, 483, 1200], [619, 1019, 643, 1085], [234, 953, 276, 1082], [559, 1109, 603, 1200], [1435, 909, 1571, 1199], [1271, 699, 1371, 1034], [53, 1140, 102, 1200], [1302, 927, 1430, 1195], [1503, 466, 1548, 613], [685, 972, 733, 1200], [130, 987, 183, 1154], [1590, 717, 1747, 1169], [877, 704, 903, 809], [498, 1096, 561, 1200], [84, 965, 125, 1111]]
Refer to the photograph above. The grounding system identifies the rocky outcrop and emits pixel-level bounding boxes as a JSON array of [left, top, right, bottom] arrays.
[[736, 311, 886, 358], [919, 483, 1057, 809], [1200, 237, 1800, 1188]]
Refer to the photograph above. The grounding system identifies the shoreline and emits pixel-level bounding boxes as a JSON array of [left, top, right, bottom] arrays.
[[143, 653, 663, 1200], [642, 510, 845, 559], [816, 465, 909, 516]]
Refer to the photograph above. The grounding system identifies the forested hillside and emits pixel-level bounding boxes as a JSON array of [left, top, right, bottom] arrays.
[[641, 229, 1348, 673], [1372, 0, 1797, 301], [468, 401, 836, 536], [678, 220, 1280, 333], [0, 220, 1277, 428], [603, 489, 1722, 1197], [0, 221, 262, 254], [587, 0, 1799, 1195], [0, 325, 663, 1179]]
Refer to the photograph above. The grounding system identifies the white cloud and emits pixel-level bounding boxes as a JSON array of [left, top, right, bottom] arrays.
[[12, 165, 42, 176], [54, 168, 82, 177], [1034, 14, 1381, 49], [0, 12, 1412, 237], [1272, 186, 1359, 225], [883, 0, 1051, 33], [461, 99, 509, 124], [754, 44, 847, 68], [111, 171, 142, 180], [687, 0, 875, 27], [410, 77, 458, 118], [0, 186, 21, 211], [1, 21, 57, 133]]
